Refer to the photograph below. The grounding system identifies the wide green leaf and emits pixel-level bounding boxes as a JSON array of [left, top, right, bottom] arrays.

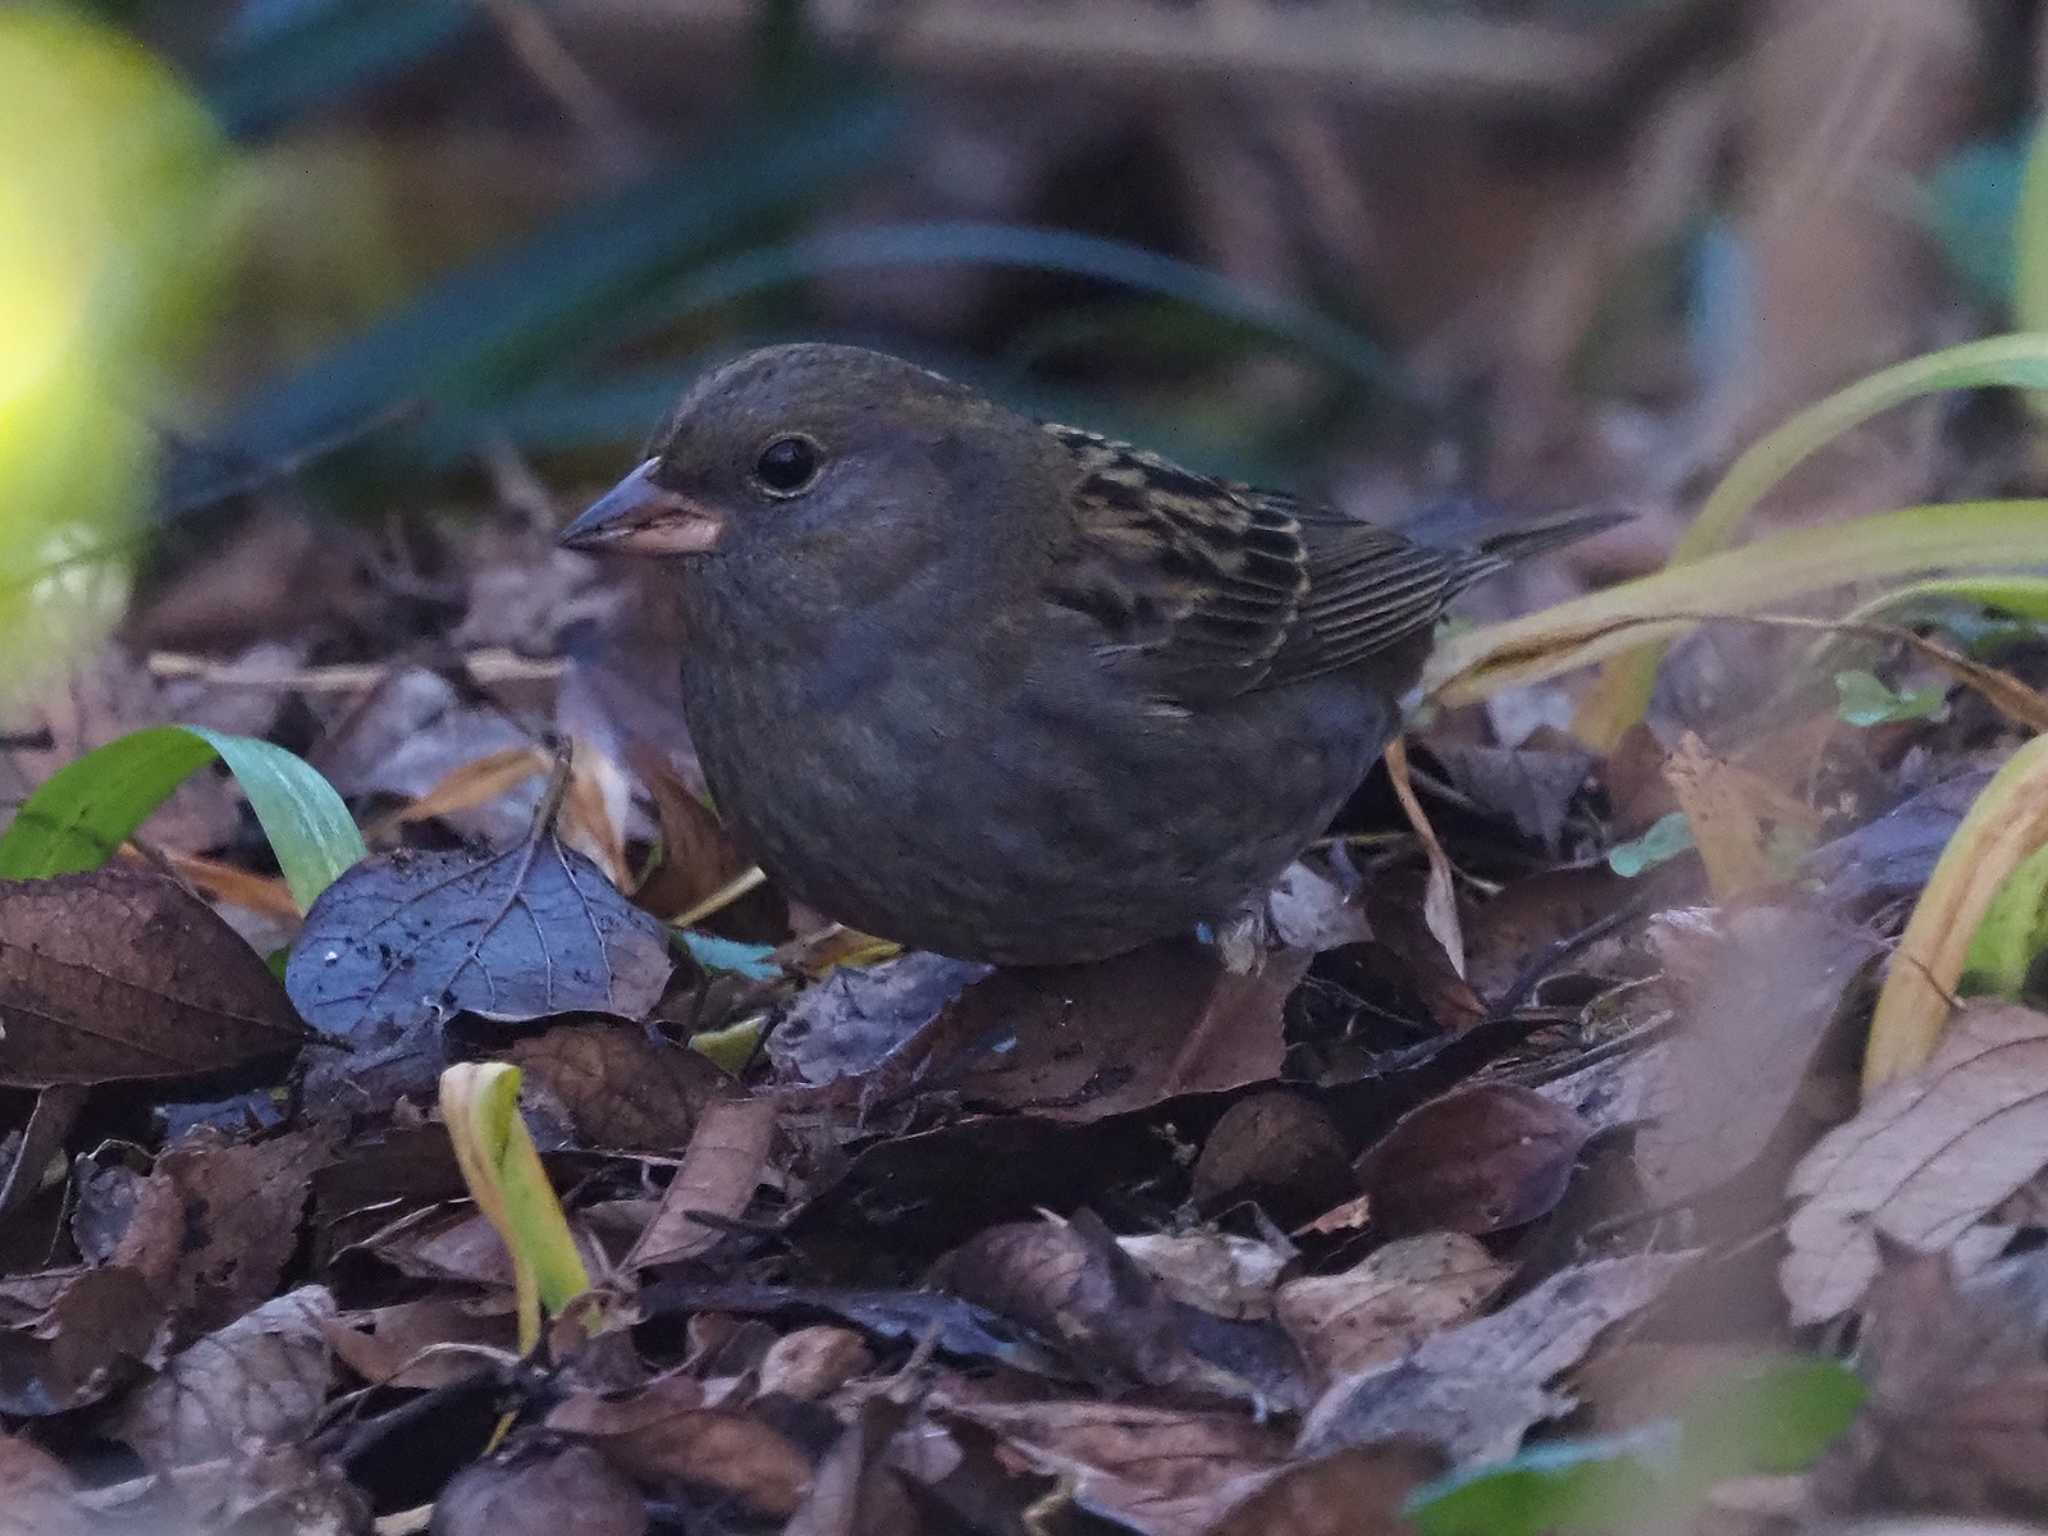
[[0, 725, 365, 909]]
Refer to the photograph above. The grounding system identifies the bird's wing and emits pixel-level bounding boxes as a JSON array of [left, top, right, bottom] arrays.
[[1040, 426, 1491, 701], [1040, 426, 1308, 702], [1262, 497, 1498, 686]]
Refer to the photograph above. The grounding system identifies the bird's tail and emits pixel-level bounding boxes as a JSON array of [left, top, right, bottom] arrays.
[[1436, 505, 1629, 596], [1472, 506, 1632, 565]]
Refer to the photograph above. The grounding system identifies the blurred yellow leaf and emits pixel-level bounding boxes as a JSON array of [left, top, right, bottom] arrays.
[[1865, 734, 2048, 1096], [1425, 502, 2048, 711], [0, 7, 234, 686]]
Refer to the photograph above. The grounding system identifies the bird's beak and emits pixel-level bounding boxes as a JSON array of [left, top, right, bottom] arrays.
[[558, 459, 727, 555]]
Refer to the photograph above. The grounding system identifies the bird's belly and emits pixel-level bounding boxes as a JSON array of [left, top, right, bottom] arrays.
[[684, 650, 1389, 964]]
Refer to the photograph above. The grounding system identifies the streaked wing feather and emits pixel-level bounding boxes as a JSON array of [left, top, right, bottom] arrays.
[[1040, 427, 1497, 700], [1255, 492, 1496, 687], [1042, 427, 1308, 701]]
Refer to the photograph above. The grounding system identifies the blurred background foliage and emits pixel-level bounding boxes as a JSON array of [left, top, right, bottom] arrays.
[[2, 0, 2042, 678]]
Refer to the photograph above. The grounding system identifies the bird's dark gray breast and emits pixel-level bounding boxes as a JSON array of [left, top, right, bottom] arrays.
[[677, 588, 1395, 964]]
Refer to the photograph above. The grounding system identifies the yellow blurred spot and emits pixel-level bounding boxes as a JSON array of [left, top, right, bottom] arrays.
[[0, 7, 232, 686]]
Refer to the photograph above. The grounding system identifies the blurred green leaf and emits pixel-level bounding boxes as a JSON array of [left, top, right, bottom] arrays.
[[1673, 1356, 1864, 1482], [203, 0, 475, 138], [1962, 840, 2048, 1001], [629, 221, 1412, 399], [0, 725, 365, 909], [1925, 132, 2026, 309], [1409, 1432, 1665, 1536], [1833, 669, 1945, 727], [2017, 119, 2048, 338], [164, 91, 903, 514], [1409, 1357, 1862, 1536], [409, 348, 1295, 486]]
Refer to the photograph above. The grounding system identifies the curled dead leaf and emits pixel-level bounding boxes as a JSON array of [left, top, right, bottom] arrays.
[[1357, 1083, 1592, 1237], [1783, 1003, 2048, 1326], [0, 869, 308, 1088]]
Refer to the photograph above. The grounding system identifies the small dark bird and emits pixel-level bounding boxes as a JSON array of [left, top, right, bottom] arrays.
[[560, 344, 1610, 965]]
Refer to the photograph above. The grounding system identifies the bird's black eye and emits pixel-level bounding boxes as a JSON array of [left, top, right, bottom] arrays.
[[752, 434, 822, 497]]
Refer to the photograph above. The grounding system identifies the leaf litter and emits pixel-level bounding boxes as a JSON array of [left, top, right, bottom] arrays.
[[15, 315, 2048, 1536]]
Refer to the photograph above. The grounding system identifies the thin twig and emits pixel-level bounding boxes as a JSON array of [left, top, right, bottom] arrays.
[[146, 649, 567, 693]]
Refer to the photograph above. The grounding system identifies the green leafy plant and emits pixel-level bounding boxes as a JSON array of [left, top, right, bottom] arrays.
[[0, 725, 364, 909]]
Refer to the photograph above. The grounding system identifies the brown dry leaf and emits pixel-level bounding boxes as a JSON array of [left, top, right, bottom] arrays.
[[1297, 1194, 1375, 1238], [1385, 738, 1466, 977], [72, 1442, 370, 1535], [109, 1286, 335, 1471], [1463, 865, 1639, 1002], [545, 1370, 812, 1517], [767, 951, 990, 1086], [110, 1127, 331, 1342], [506, 1025, 726, 1151], [1363, 878, 1489, 1033], [757, 1326, 874, 1401], [935, 1211, 1301, 1407], [1815, 1249, 2048, 1516], [1299, 1249, 1697, 1461], [0, 649, 239, 858], [1356, 1083, 1592, 1237], [1782, 1004, 2048, 1325], [626, 1094, 777, 1268], [0, 1266, 167, 1417], [436, 1437, 647, 1536], [783, 1396, 920, 1536], [563, 736, 631, 889], [1603, 722, 1679, 830], [1663, 731, 1818, 901], [951, 940, 1306, 1121], [365, 744, 547, 841], [355, 1208, 518, 1290], [0, 1432, 90, 1536], [1276, 1232, 1512, 1384], [1190, 1091, 1354, 1223], [1433, 736, 1595, 854], [625, 744, 749, 923], [325, 1294, 516, 1389], [929, 1377, 1293, 1536], [0, 869, 310, 1088], [153, 851, 300, 923], [316, 667, 540, 847], [1116, 1231, 1291, 1322], [1637, 901, 1880, 1204], [935, 1214, 1207, 1390], [1203, 1441, 1445, 1536]]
